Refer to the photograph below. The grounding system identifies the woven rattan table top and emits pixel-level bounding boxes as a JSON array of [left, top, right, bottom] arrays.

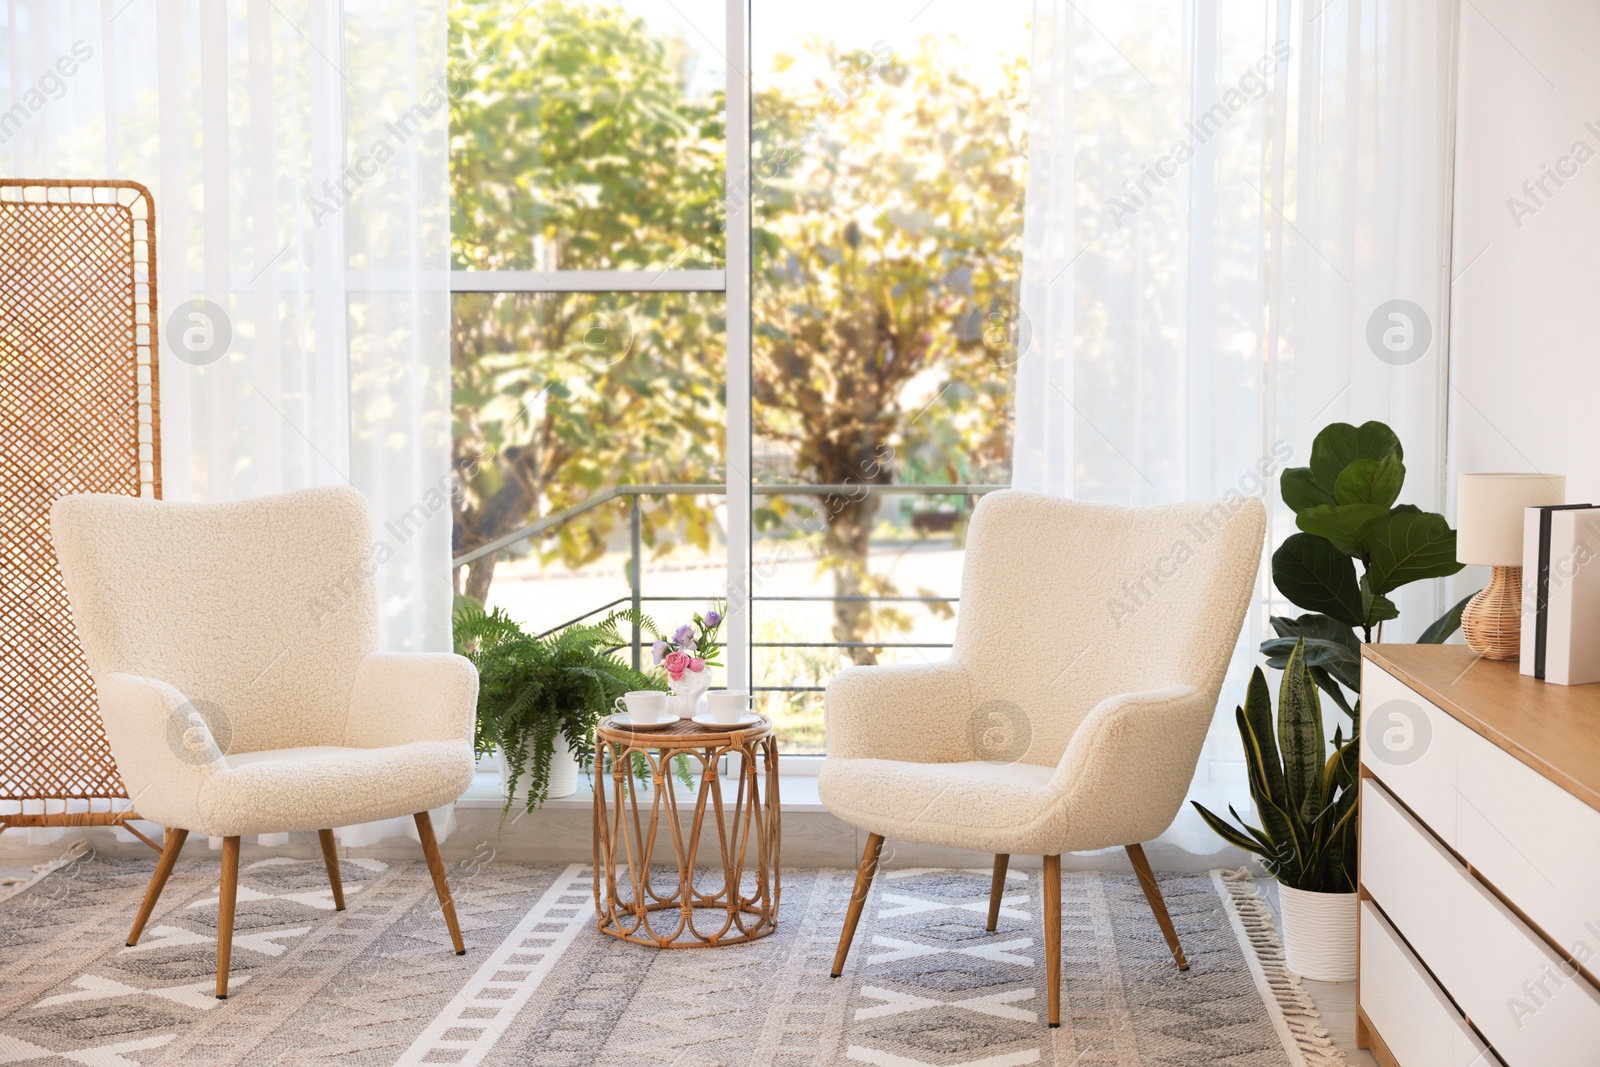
[[596, 714, 774, 748]]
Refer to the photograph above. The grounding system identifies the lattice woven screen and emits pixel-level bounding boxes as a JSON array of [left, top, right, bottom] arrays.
[[0, 179, 160, 815]]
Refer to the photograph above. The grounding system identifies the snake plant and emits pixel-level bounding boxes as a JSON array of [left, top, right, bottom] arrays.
[[1192, 639, 1360, 893]]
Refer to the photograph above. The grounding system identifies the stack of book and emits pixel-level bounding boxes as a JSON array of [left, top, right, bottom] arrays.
[[1521, 503, 1600, 685]]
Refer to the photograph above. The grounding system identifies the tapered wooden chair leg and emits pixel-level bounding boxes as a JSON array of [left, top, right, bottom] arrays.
[[127, 827, 188, 946], [1127, 842, 1188, 971], [987, 854, 1009, 932], [317, 829, 345, 911], [831, 832, 884, 977], [1044, 855, 1061, 1027], [216, 836, 240, 999], [415, 812, 465, 954]]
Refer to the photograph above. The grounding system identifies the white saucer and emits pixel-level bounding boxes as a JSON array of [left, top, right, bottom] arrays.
[[607, 714, 677, 731], [691, 711, 764, 729]]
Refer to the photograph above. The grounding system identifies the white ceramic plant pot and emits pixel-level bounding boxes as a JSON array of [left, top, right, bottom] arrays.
[[499, 738, 581, 802], [1278, 885, 1358, 981]]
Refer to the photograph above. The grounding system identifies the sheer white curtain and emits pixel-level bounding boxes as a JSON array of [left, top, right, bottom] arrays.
[[1015, 0, 1455, 856], [3, 0, 454, 846]]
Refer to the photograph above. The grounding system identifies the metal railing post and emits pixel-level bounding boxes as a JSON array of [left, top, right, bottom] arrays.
[[629, 493, 642, 670]]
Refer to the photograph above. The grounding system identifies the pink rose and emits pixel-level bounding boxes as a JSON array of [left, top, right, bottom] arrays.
[[663, 650, 690, 680], [688, 657, 705, 672]]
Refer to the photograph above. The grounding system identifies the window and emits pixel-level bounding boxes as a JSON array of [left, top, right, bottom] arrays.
[[449, 0, 1031, 754]]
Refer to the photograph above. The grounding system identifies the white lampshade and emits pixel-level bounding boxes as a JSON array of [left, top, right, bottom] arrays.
[[1457, 473, 1566, 565]]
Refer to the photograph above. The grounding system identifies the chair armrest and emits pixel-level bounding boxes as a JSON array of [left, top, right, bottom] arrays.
[[344, 652, 479, 748], [97, 672, 223, 829], [1050, 684, 1215, 850], [824, 661, 976, 762]]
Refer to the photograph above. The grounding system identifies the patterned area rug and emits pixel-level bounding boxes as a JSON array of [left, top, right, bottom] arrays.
[[0, 844, 1344, 1066]]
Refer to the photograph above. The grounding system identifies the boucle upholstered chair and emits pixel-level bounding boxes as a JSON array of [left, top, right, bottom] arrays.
[[820, 490, 1265, 1026], [49, 486, 478, 999]]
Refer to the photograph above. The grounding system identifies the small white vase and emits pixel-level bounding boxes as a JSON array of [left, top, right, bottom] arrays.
[[1278, 884, 1358, 981], [499, 738, 581, 801], [668, 668, 711, 718]]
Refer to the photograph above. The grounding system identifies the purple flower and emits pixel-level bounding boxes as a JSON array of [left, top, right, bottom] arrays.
[[704, 610, 722, 628], [651, 641, 668, 665], [673, 624, 694, 645]]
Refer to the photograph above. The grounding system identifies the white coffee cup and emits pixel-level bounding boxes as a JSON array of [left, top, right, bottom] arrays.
[[615, 691, 668, 723], [705, 690, 751, 724]]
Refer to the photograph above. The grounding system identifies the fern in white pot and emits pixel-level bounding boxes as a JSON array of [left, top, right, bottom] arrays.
[[453, 603, 664, 814]]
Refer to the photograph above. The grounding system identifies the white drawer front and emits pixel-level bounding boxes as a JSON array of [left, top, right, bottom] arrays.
[[1360, 902, 1502, 1067], [1455, 724, 1600, 965], [1363, 780, 1600, 1066], [1361, 663, 1460, 844], [1361, 779, 1463, 985]]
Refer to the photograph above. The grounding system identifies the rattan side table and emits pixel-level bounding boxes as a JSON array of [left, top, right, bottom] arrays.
[[593, 715, 780, 947]]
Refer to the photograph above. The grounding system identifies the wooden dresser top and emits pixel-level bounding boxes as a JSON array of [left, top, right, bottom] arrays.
[[1363, 644, 1600, 813]]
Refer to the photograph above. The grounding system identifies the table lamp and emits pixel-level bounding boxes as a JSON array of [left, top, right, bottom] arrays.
[[1457, 472, 1566, 659]]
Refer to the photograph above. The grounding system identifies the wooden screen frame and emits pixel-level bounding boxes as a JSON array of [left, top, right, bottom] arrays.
[[0, 179, 161, 849]]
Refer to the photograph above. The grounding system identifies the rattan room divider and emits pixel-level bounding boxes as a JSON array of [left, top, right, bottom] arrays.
[[0, 179, 161, 848]]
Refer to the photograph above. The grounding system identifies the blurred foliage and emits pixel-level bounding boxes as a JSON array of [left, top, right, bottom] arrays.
[[449, 0, 724, 273], [449, 289, 725, 602]]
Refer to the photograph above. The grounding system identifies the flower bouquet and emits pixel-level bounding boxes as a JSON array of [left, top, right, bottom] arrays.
[[642, 603, 725, 717]]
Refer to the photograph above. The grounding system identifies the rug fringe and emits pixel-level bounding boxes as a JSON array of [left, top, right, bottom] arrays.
[[0, 838, 91, 902], [1216, 868, 1348, 1067]]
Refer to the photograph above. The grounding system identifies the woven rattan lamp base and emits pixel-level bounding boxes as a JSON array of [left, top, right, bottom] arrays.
[[1462, 564, 1522, 661], [0, 179, 160, 845], [593, 717, 781, 948]]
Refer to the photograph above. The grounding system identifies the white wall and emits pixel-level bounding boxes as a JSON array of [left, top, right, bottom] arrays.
[[1447, 0, 1600, 602], [1450, 0, 1600, 496]]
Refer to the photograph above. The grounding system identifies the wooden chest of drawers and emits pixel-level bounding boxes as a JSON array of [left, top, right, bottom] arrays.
[[1359, 645, 1600, 1067]]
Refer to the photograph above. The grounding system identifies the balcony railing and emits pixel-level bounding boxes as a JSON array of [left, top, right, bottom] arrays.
[[450, 483, 1006, 683]]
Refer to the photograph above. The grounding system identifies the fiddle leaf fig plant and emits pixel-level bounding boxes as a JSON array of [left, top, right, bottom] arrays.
[[1263, 420, 1472, 716]]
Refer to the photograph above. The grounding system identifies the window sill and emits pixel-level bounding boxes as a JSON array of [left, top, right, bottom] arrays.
[[455, 769, 829, 813]]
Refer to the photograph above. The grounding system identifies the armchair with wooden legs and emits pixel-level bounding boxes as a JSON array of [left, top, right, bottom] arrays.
[[818, 490, 1265, 1027], [50, 486, 479, 999]]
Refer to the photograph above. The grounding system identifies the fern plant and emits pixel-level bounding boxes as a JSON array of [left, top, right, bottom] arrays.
[[453, 601, 665, 814], [1193, 640, 1360, 892]]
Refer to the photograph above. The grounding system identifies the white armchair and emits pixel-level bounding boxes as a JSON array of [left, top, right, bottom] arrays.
[[820, 490, 1265, 1026], [49, 486, 478, 999]]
